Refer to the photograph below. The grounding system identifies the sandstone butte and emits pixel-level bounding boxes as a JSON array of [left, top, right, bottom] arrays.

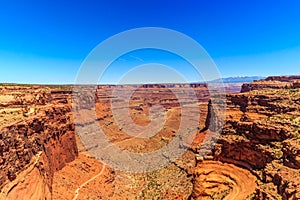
[[0, 76, 299, 200]]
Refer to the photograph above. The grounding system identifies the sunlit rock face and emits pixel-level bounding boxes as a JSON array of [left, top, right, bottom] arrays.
[[0, 77, 299, 200], [0, 86, 77, 199], [201, 76, 300, 199]]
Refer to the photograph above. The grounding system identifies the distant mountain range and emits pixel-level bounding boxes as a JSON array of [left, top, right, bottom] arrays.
[[211, 76, 265, 83]]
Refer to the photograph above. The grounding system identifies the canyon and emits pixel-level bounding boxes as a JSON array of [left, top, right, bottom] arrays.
[[0, 85, 77, 199], [0, 76, 299, 199]]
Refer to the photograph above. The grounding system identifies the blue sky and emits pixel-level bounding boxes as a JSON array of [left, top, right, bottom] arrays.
[[0, 0, 299, 84]]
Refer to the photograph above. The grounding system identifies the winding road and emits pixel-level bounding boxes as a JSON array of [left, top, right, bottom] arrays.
[[72, 164, 106, 200]]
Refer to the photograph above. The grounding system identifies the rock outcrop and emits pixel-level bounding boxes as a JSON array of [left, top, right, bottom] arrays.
[[241, 75, 300, 92], [0, 86, 78, 199], [1, 78, 299, 200], [197, 76, 300, 199]]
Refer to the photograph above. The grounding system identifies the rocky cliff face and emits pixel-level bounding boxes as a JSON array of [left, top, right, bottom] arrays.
[[1, 78, 299, 200], [0, 86, 78, 199], [241, 76, 300, 92], [198, 77, 300, 199], [265, 75, 300, 82]]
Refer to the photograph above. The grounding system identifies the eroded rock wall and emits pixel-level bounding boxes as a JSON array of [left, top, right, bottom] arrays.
[[0, 86, 78, 199], [204, 77, 300, 199], [241, 76, 300, 92]]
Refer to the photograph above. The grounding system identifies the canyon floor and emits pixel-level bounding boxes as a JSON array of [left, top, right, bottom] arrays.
[[0, 76, 300, 199]]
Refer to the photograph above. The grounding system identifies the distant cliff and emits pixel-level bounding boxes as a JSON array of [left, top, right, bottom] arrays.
[[241, 76, 300, 92]]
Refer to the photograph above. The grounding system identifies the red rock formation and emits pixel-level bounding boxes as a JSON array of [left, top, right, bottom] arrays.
[[0, 86, 78, 199], [199, 76, 300, 199], [265, 75, 300, 82], [1, 78, 299, 199], [241, 76, 300, 92]]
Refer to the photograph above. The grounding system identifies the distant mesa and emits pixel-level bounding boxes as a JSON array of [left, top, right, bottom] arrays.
[[210, 76, 265, 83], [241, 75, 300, 92]]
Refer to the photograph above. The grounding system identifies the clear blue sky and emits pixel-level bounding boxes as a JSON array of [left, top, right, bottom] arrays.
[[0, 0, 299, 84]]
